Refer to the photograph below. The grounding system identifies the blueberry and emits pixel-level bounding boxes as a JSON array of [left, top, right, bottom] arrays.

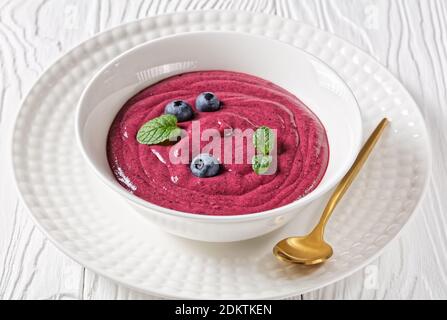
[[164, 100, 193, 122], [190, 153, 220, 178], [195, 92, 221, 112]]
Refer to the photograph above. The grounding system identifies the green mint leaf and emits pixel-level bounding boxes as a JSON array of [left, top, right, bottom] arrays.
[[252, 155, 272, 175], [136, 114, 180, 145], [253, 126, 274, 155]]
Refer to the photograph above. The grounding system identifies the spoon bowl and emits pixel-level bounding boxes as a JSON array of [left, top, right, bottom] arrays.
[[274, 236, 333, 265]]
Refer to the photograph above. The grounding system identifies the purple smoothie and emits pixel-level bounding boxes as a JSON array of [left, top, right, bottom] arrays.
[[107, 71, 329, 215]]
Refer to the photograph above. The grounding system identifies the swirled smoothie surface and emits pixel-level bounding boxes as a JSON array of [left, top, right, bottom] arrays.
[[107, 71, 329, 215]]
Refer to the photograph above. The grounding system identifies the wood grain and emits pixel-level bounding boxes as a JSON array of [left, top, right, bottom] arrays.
[[0, 0, 446, 299]]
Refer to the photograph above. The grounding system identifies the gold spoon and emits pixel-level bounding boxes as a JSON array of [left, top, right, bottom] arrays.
[[273, 118, 389, 265]]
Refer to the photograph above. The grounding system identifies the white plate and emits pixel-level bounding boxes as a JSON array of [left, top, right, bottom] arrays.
[[11, 11, 431, 299]]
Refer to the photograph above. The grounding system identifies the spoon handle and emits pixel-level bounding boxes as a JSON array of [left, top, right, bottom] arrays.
[[311, 118, 389, 238]]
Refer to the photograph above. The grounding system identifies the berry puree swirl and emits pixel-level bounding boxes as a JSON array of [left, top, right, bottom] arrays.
[[107, 71, 329, 215]]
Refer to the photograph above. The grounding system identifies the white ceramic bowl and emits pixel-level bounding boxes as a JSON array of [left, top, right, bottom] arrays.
[[76, 31, 362, 242]]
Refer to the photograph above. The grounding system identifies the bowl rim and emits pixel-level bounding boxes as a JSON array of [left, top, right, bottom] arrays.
[[75, 30, 363, 222]]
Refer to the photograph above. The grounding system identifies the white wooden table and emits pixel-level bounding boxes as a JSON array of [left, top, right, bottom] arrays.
[[1, 0, 446, 300]]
